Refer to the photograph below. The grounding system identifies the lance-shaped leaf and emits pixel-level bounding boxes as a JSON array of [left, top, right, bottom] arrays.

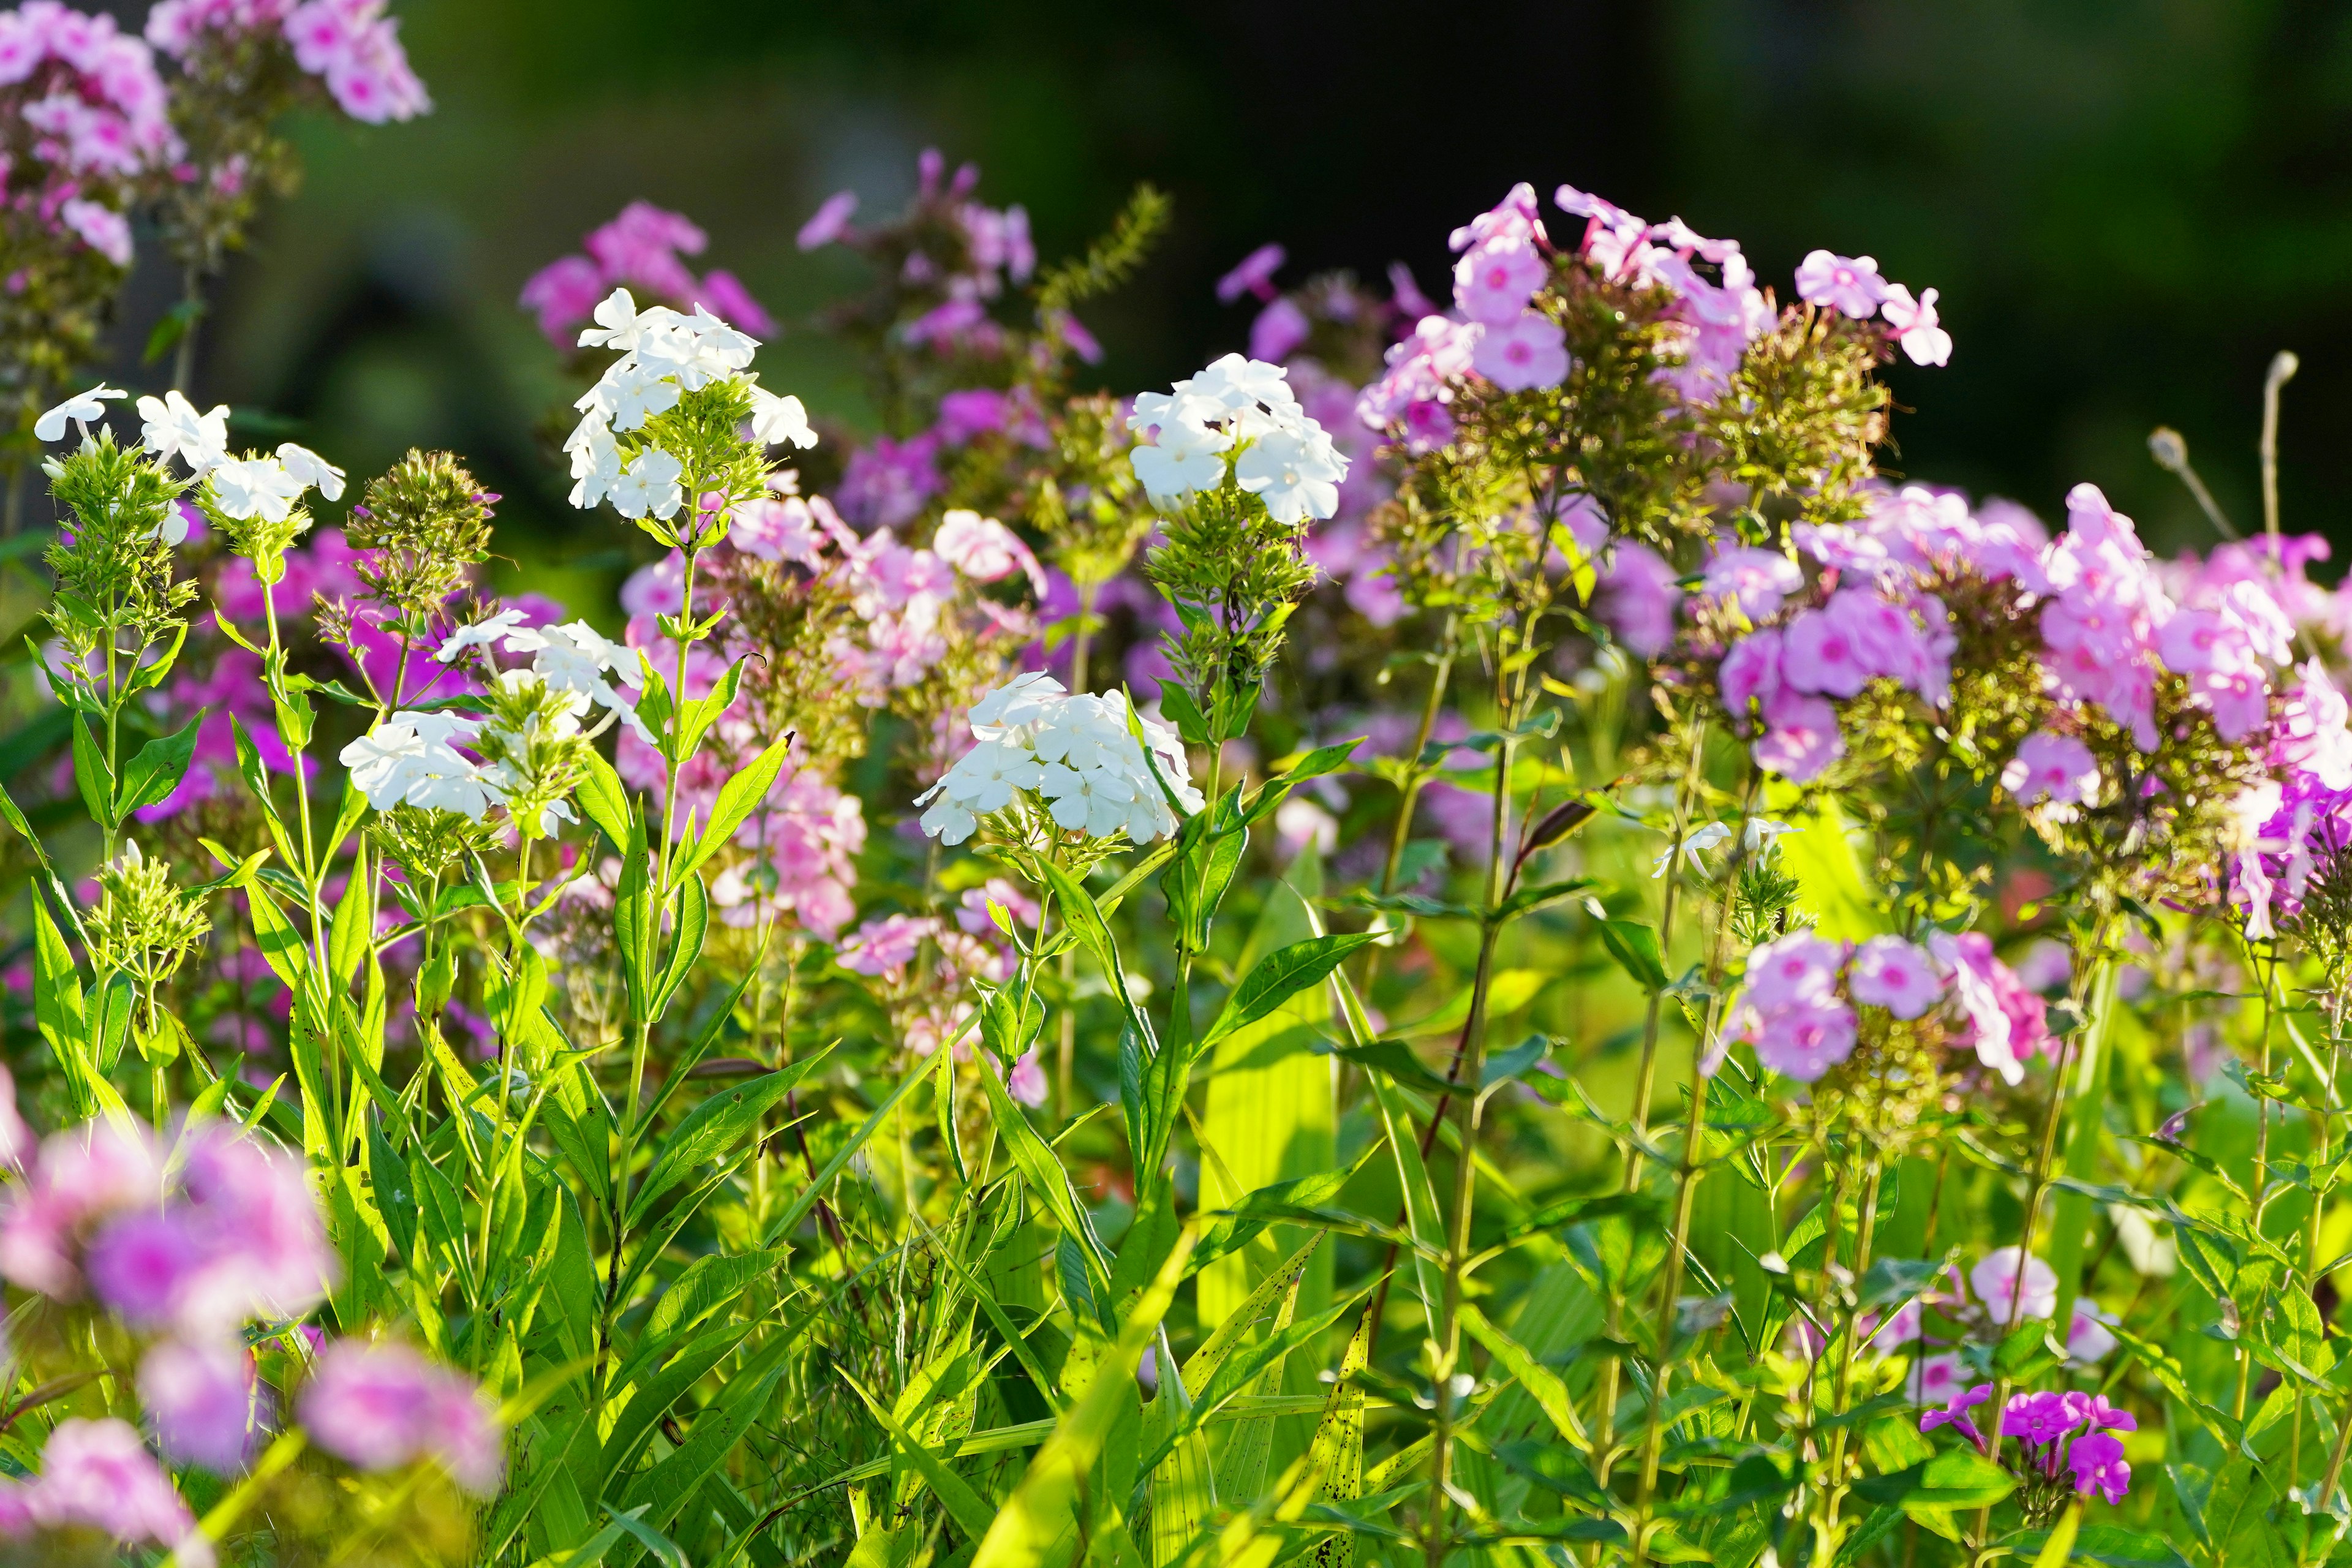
[[627, 1056, 827, 1227], [1201, 932, 1381, 1049], [671, 731, 794, 884], [112, 710, 204, 823]]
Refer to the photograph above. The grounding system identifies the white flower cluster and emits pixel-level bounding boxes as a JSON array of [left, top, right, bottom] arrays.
[[31, 384, 345, 546], [1125, 353, 1349, 524], [434, 612, 649, 740], [916, 673, 1202, 845], [564, 287, 816, 521], [343, 616, 644, 830]]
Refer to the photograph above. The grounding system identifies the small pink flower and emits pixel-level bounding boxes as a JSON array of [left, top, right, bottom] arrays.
[[1880, 283, 1951, 366], [26, 1417, 203, 1558], [1848, 935, 1942, 1019], [1700, 546, 1804, 620], [2067, 1298, 2118, 1363], [1453, 236, 1547, 325], [518, 255, 603, 344], [2000, 731, 2101, 806], [1793, 249, 1887, 318], [1742, 931, 1847, 1012], [1781, 603, 1872, 698], [142, 1338, 261, 1472], [1006, 1049, 1048, 1109], [1718, 630, 1784, 730], [2069, 1431, 2130, 1504], [1919, 1381, 1992, 1449], [693, 268, 774, 337], [1215, 242, 1285, 304], [1969, 1246, 2057, 1321], [299, 1340, 502, 1495], [838, 914, 940, 978], [1470, 311, 1568, 392], [1752, 687, 1844, 782], [1742, 997, 1858, 1082]]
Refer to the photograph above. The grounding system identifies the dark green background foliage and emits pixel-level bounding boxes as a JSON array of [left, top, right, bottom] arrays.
[[76, 0, 2352, 581]]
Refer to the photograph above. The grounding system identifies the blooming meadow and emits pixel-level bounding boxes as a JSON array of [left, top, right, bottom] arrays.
[[0, 12, 2334, 1567]]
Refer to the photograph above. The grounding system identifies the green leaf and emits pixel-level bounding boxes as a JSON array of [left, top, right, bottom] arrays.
[[113, 710, 206, 821], [1852, 1447, 2018, 1509], [1202, 933, 1381, 1047], [627, 1059, 824, 1227], [649, 873, 709, 1020], [1325, 1038, 1455, 1096], [69, 715, 111, 828], [1460, 1303, 1588, 1451], [672, 733, 793, 884], [1597, 918, 1668, 993], [843, 1369, 997, 1540], [576, 747, 634, 849]]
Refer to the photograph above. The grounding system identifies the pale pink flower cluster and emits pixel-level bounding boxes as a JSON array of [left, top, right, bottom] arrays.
[[1790, 247, 1951, 366], [0, 2, 176, 266], [296, 1338, 502, 1494], [521, 199, 772, 345], [145, 0, 427, 123], [0, 1417, 208, 1564], [1725, 928, 2048, 1085], [1555, 183, 1777, 402], [835, 882, 1048, 1103]]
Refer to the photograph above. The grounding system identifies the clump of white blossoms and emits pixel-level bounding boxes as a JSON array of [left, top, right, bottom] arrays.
[[342, 616, 643, 835], [564, 286, 817, 529], [917, 673, 1203, 847], [1125, 352, 1349, 524]]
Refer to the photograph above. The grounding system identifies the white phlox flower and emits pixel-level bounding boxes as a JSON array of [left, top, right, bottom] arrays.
[[209, 456, 309, 525], [507, 619, 650, 741], [611, 448, 685, 521], [749, 386, 818, 449], [34, 384, 124, 442], [1651, 820, 1733, 878], [340, 712, 497, 818], [604, 359, 683, 432], [566, 419, 622, 509], [1743, 818, 1796, 851], [275, 443, 346, 502], [136, 390, 230, 473], [576, 287, 681, 352], [918, 675, 1201, 846], [434, 607, 532, 665], [1125, 353, 1349, 515]]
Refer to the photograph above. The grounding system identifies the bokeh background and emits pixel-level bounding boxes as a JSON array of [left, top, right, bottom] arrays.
[[93, 0, 2352, 606]]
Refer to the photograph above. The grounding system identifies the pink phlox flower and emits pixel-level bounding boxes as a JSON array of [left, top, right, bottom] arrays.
[[1967, 1245, 2057, 1321], [934, 509, 1045, 595], [584, 200, 706, 303], [1793, 249, 1887, 317], [1453, 235, 1547, 325], [693, 268, 774, 337], [1700, 545, 1804, 621], [2066, 1302, 2120, 1365], [1736, 995, 1858, 1082], [1469, 310, 1569, 392], [1215, 242, 1285, 304], [1447, 182, 1544, 254], [2064, 1392, 2135, 1433], [797, 189, 858, 251], [25, 1416, 205, 1558], [141, 1337, 262, 1472], [519, 255, 604, 344], [1597, 541, 1680, 658], [1781, 600, 1874, 699], [1752, 687, 1844, 782], [1879, 282, 1951, 366], [1006, 1049, 1048, 1108], [1909, 1351, 1962, 1407], [1355, 314, 1476, 432], [298, 1339, 502, 1494], [2068, 1430, 2130, 1503], [838, 913, 941, 978], [1741, 930, 1847, 1012], [2000, 731, 2101, 807], [1847, 935, 1942, 1019], [1248, 297, 1310, 363], [1918, 1382, 1993, 1450], [1717, 630, 1783, 733], [956, 878, 1039, 938]]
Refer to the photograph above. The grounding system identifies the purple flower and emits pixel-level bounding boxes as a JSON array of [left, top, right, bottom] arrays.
[[142, 1338, 261, 1472], [836, 434, 942, 529], [1919, 1382, 1994, 1450], [85, 1210, 203, 1327], [519, 255, 603, 344], [1752, 687, 1844, 782], [693, 268, 775, 337], [838, 914, 941, 978], [1216, 242, 1285, 304], [1880, 283, 1951, 366], [1700, 546, 1804, 621], [2002, 731, 2101, 807], [2001, 1390, 2081, 1446], [1249, 297, 1311, 363], [1470, 311, 1567, 392], [1969, 1246, 2057, 1322], [1849, 935, 1943, 1020], [797, 189, 858, 251], [25, 1417, 204, 1559], [299, 1340, 503, 1495], [1793, 249, 1888, 317], [1719, 630, 1784, 731], [1738, 997, 1858, 1082], [2068, 1431, 2131, 1503], [1596, 542, 1681, 657]]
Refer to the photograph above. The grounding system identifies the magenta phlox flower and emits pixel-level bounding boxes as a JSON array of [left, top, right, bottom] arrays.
[[1918, 1382, 1993, 1450], [1752, 687, 1844, 782], [2064, 1392, 2136, 1433], [1780, 600, 1873, 699], [1793, 249, 1887, 317], [836, 433, 943, 529], [85, 1210, 203, 1326], [2000, 731, 2101, 807], [1245, 296, 1309, 363], [1718, 630, 1782, 733], [1736, 996, 1859, 1082], [2001, 1390, 2081, 1446], [298, 1340, 502, 1494], [1215, 242, 1285, 304], [1597, 542, 1681, 658], [2068, 1431, 2131, 1503], [1909, 1351, 1962, 1407], [521, 255, 603, 344], [0, 1120, 160, 1296], [1355, 314, 1474, 433], [1848, 935, 1943, 1019], [838, 913, 941, 978], [1469, 310, 1568, 392]]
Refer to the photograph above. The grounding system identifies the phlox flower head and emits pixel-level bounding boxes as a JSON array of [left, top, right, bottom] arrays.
[[1700, 545, 1804, 622], [340, 710, 496, 819], [1128, 354, 1349, 519], [1752, 687, 1844, 783], [1453, 235, 1547, 325], [935, 508, 1046, 594], [1793, 249, 1887, 318], [2000, 1390, 2081, 1447], [2069, 1431, 2130, 1504], [916, 674, 1201, 846], [1930, 932, 2051, 1082], [141, 1338, 261, 1472], [21, 1417, 206, 1562], [298, 1340, 502, 1495], [1918, 1382, 1992, 1450], [2002, 731, 2101, 807], [1469, 311, 1569, 393], [837, 913, 940, 978], [1847, 935, 1942, 1019], [1969, 1246, 2057, 1322], [1742, 930, 1846, 1012], [1736, 996, 1858, 1082], [0, 1118, 161, 1297]]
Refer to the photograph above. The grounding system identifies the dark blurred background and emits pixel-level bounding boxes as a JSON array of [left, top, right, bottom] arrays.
[[103, 0, 2352, 594]]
